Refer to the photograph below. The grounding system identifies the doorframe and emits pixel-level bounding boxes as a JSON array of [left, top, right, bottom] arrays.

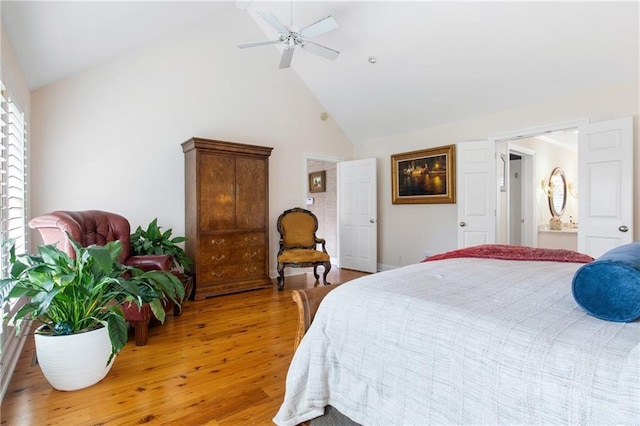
[[488, 118, 588, 246], [488, 119, 588, 142]]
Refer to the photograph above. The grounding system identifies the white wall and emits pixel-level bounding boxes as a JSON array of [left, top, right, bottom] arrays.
[[357, 81, 639, 267], [29, 8, 354, 272], [1, 27, 30, 116]]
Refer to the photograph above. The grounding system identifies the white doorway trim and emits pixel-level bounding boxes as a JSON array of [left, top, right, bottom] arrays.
[[303, 153, 345, 169], [303, 153, 345, 163], [488, 118, 589, 141]]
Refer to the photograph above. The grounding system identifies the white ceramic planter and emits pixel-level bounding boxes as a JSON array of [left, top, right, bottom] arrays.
[[34, 326, 115, 391]]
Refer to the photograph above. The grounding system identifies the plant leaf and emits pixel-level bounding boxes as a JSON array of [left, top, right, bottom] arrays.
[[148, 299, 165, 323], [87, 244, 116, 274], [106, 310, 127, 364]]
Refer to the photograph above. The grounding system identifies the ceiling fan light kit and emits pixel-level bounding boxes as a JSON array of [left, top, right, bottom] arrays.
[[237, 10, 340, 69]]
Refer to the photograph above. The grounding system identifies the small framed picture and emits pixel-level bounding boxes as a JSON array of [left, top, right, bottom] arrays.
[[308, 170, 326, 193]]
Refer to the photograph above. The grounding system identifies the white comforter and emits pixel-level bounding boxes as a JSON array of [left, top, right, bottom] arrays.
[[274, 258, 640, 425]]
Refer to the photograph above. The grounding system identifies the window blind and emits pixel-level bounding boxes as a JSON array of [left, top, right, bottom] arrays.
[[0, 81, 28, 402]]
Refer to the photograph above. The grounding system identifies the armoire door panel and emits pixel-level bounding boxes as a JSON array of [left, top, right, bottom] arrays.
[[199, 154, 236, 231], [235, 156, 267, 230]]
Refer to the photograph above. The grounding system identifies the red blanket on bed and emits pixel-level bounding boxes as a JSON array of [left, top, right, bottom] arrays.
[[423, 244, 594, 263]]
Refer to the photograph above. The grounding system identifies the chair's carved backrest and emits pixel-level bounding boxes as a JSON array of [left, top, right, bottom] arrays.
[[277, 208, 319, 250], [28, 210, 131, 262]]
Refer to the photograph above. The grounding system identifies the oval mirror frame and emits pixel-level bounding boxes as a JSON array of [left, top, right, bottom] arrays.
[[548, 167, 567, 218]]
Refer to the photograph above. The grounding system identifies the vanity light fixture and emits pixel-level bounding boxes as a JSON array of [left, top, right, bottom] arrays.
[[540, 178, 556, 196]]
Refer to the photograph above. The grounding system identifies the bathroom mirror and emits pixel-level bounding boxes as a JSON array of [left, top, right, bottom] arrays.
[[548, 167, 567, 218]]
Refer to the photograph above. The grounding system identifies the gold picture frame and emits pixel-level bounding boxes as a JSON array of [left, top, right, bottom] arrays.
[[308, 170, 326, 193], [391, 144, 456, 204]]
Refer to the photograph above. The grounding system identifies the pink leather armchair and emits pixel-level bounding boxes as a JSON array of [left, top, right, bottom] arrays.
[[28, 210, 181, 346]]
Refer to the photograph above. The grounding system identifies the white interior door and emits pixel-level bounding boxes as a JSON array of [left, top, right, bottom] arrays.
[[578, 116, 633, 257], [457, 141, 496, 247], [338, 158, 377, 273]]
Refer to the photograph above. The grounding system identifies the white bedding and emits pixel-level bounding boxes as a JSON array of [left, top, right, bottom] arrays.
[[274, 258, 640, 425]]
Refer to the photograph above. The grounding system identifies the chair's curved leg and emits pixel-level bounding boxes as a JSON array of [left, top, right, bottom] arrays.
[[313, 265, 320, 280], [277, 262, 285, 291], [322, 261, 331, 286]]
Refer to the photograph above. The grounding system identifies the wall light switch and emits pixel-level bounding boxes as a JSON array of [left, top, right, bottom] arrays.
[[306, 197, 314, 205]]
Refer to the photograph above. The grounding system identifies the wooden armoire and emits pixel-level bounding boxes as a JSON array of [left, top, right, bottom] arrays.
[[182, 138, 273, 299]]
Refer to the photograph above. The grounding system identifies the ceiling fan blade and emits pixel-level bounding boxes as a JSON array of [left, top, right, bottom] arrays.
[[257, 10, 289, 35], [279, 46, 295, 69], [301, 41, 340, 61], [237, 39, 282, 49], [298, 16, 338, 39]]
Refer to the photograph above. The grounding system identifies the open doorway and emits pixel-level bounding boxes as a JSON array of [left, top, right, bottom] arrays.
[[494, 126, 579, 249], [305, 157, 340, 265]]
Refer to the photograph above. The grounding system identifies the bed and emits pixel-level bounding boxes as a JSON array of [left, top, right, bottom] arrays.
[[274, 245, 640, 426]]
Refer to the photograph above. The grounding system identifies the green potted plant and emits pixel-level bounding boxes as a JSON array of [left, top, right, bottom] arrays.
[[130, 218, 192, 272], [130, 218, 193, 297], [0, 234, 184, 391]]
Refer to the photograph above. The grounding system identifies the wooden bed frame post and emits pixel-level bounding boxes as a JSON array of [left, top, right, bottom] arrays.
[[291, 285, 340, 351]]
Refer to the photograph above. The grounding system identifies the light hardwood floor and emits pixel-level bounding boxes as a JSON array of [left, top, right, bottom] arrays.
[[1, 268, 367, 426]]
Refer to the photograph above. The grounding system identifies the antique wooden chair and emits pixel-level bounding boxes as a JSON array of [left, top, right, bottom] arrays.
[[276, 207, 331, 291]]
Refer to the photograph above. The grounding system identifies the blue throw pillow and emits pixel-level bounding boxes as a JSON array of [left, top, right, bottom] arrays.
[[572, 241, 640, 322]]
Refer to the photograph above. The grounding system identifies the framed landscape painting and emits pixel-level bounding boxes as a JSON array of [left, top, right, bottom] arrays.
[[391, 144, 456, 204]]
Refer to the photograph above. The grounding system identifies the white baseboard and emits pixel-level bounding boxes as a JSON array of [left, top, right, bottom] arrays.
[[376, 263, 400, 272]]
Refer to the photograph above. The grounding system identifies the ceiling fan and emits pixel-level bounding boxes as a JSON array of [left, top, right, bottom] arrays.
[[237, 10, 340, 69]]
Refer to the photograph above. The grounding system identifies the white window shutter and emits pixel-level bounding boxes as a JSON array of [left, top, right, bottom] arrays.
[[0, 81, 29, 402]]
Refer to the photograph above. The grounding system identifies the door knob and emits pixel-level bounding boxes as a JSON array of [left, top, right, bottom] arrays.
[[370, 219, 375, 223], [619, 225, 629, 233], [459, 222, 466, 227]]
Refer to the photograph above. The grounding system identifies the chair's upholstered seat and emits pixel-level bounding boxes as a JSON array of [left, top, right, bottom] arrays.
[[278, 248, 331, 263]]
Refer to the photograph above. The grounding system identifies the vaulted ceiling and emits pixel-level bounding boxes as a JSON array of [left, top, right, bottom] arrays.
[[2, 1, 638, 144]]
